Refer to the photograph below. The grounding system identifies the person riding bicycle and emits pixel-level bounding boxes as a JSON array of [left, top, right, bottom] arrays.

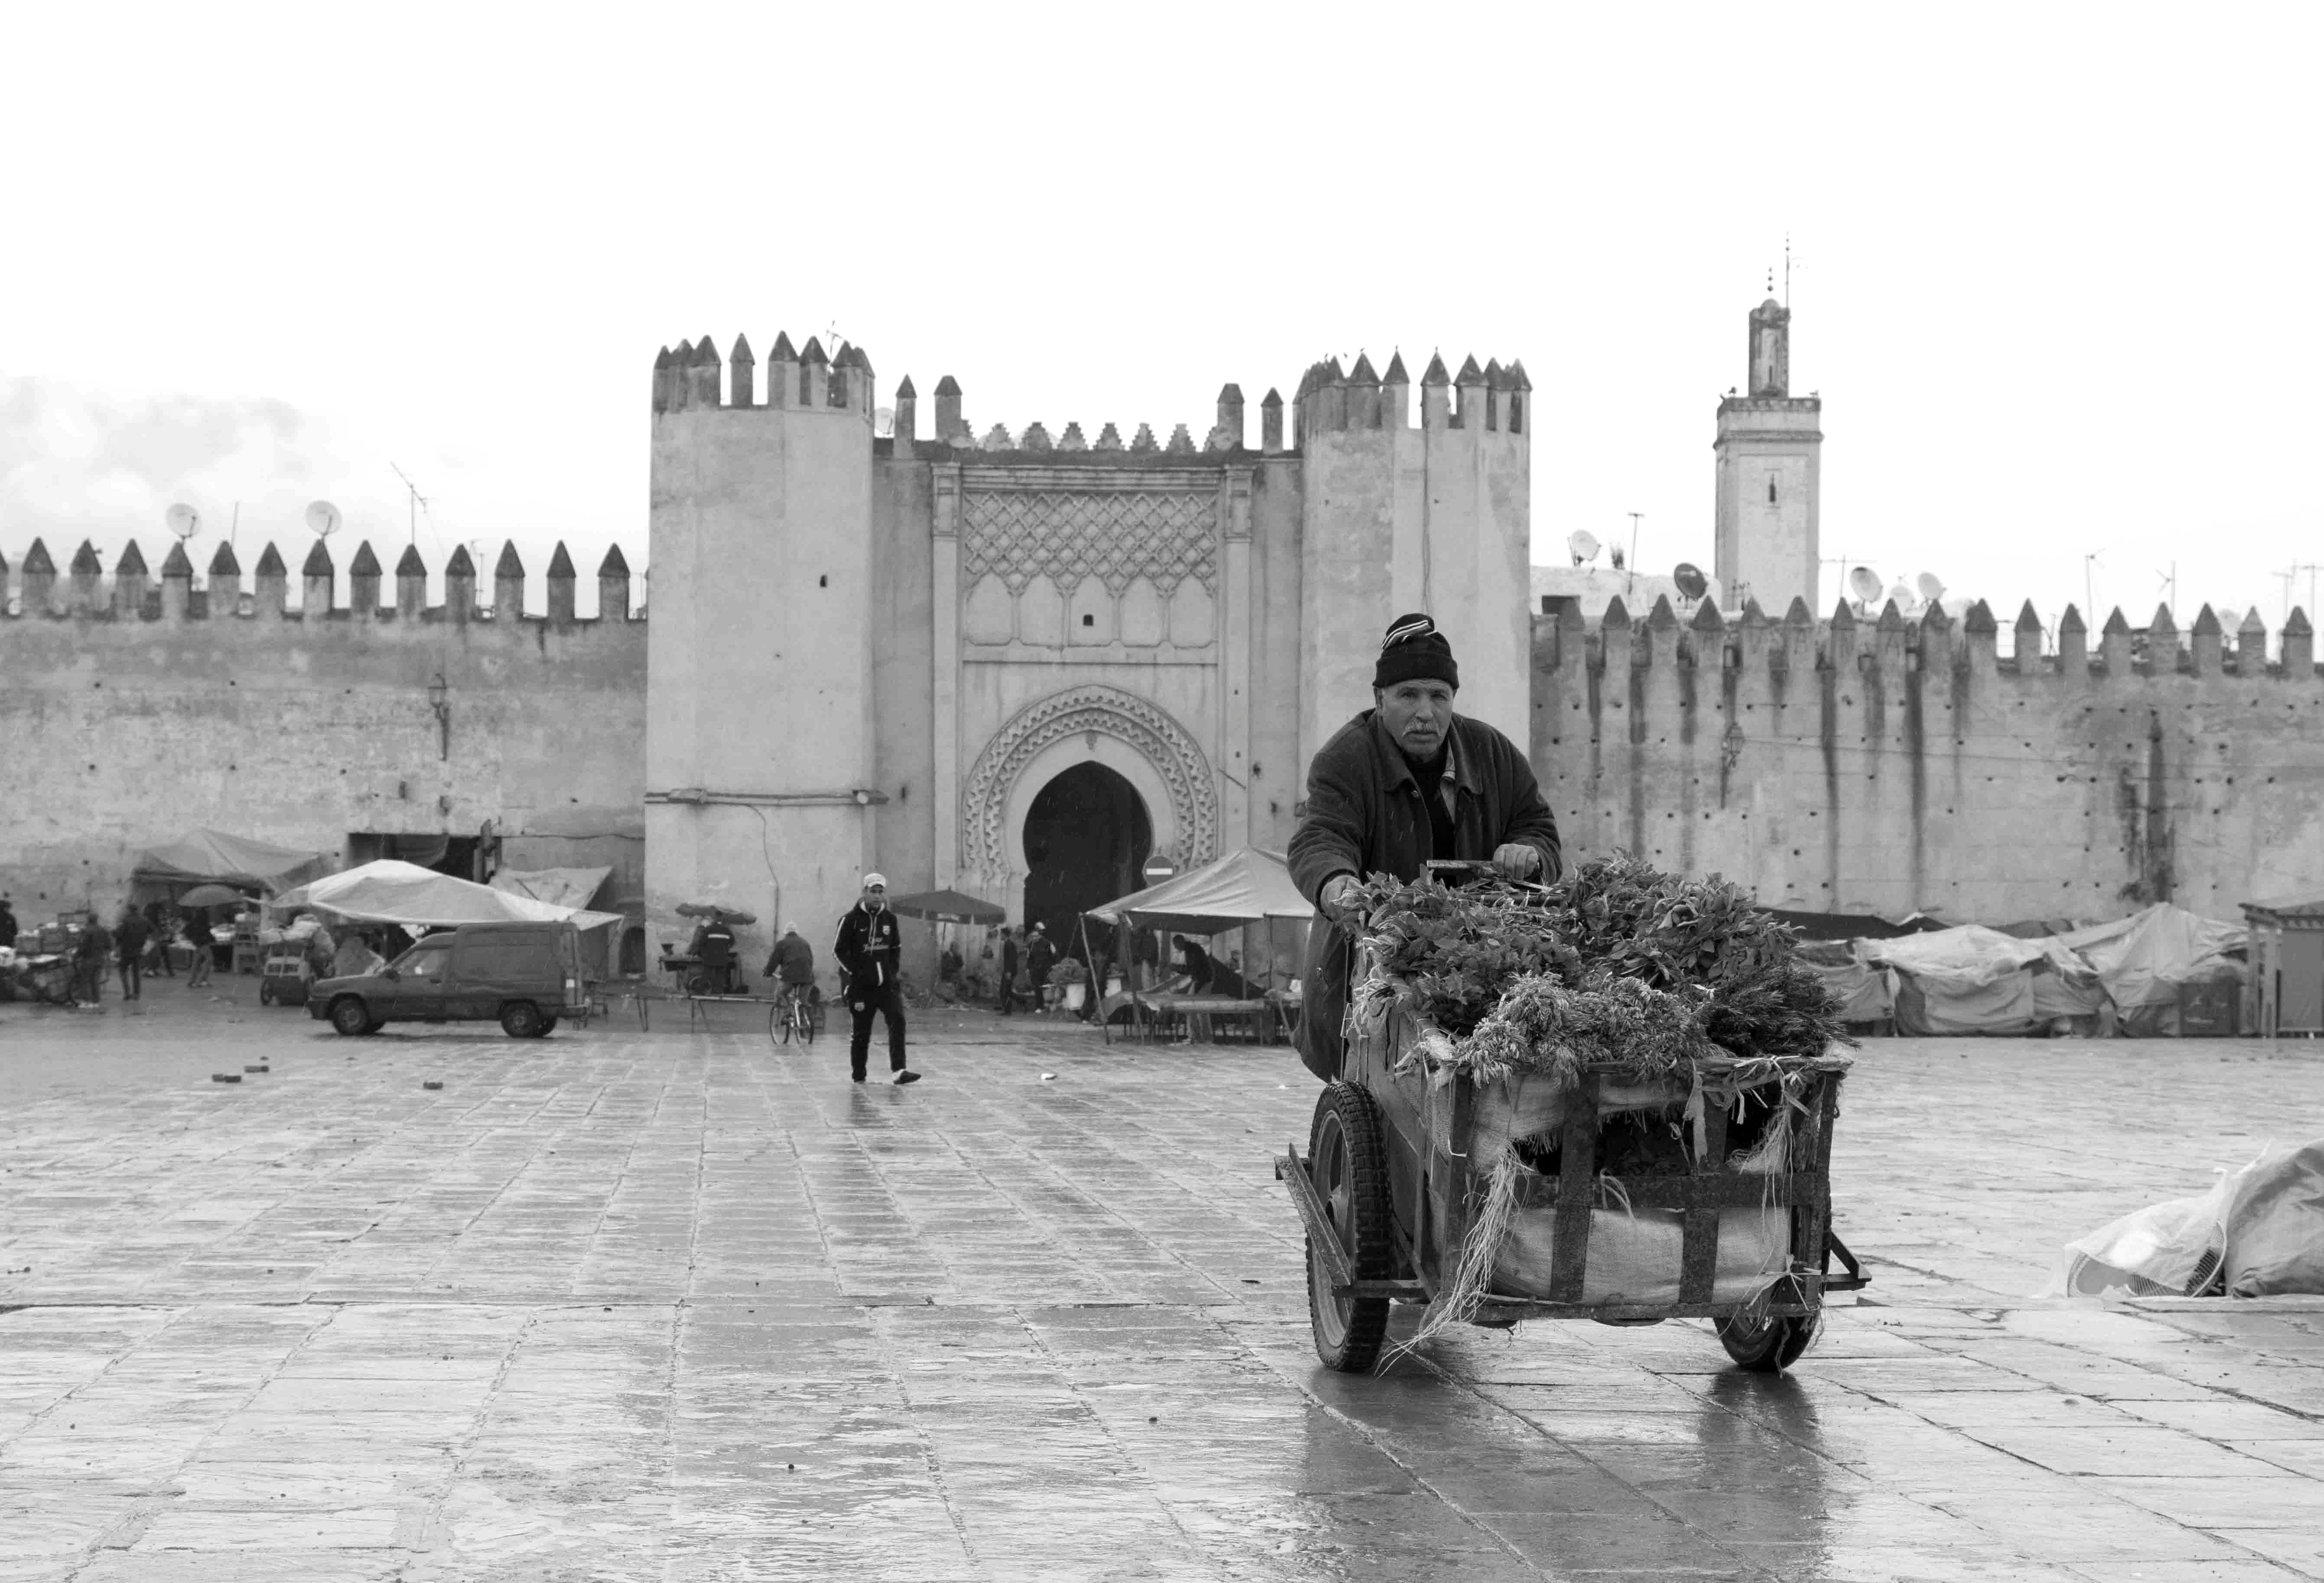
[[764, 921, 815, 1008]]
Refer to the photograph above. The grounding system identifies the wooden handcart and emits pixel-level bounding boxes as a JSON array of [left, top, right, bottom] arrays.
[[1280, 947, 1866, 1374]]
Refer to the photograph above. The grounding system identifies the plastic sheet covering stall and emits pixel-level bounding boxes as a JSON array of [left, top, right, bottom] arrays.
[[491, 868, 615, 974], [2053, 904, 2246, 1011], [276, 860, 623, 973], [131, 830, 333, 898], [1797, 948, 1895, 1025], [1862, 926, 2048, 1035]]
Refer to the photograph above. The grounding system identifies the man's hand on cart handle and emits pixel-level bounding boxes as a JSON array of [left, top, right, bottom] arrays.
[[1492, 843, 1543, 880], [1318, 874, 1363, 926]]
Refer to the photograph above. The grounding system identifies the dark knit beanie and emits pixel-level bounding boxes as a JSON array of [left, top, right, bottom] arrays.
[[1374, 613, 1459, 690]]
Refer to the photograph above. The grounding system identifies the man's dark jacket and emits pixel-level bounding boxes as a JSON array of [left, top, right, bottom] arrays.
[[833, 905, 900, 997], [764, 932, 815, 986], [1286, 709, 1562, 1081]]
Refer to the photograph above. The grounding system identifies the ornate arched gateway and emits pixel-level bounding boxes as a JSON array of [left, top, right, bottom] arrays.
[[958, 684, 1218, 892]]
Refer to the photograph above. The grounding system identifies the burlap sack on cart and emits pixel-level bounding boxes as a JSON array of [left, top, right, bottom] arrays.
[[1492, 1203, 1790, 1306]]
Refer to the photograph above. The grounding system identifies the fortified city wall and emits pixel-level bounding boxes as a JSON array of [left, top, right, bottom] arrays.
[[1529, 594, 2324, 925], [0, 537, 647, 913]]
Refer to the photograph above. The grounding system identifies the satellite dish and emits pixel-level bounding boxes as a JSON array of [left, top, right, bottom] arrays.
[[1567, 530, 1601, 567], [304, 500, 342, 538], [1916, 572, 1946, 603], [1848, 566, 1882, 605], [1673, 562, 1708, 601], [1887, 582, 1916, 610], [164, 503, 200, 541], [874, 406, 895, 438]]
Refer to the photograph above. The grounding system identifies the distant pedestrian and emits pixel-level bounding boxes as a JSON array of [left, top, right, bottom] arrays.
[[114, 906, 151, 1001], [73, 919, 109, 1004], [835, 874, 918, 1085], [996, 927, 1021, 1015], [0, 897, 16, 952], [144, 901, 176, 977], [1025, 924, 1057, 1014], [183, 912, 214, 988]]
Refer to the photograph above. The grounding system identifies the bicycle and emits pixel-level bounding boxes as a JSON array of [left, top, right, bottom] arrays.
[[774, 983, 815, 1045]]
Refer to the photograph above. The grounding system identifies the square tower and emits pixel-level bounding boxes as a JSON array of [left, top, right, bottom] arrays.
[[1713, 298, 1822, 614]]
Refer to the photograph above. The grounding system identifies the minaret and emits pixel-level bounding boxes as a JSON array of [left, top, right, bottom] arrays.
[[1713, 295, 1822, 615]]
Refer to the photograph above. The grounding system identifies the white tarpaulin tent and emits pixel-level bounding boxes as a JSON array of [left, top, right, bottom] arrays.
[[1860, 926, 2048, 1034], [2051, 904, 2246, 1009], [489, 866, 613, 912], [276, 860, 624, 933], [1084, 848, 1315, 934]]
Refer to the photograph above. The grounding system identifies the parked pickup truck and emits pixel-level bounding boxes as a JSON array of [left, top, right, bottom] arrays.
[[309, 920, 586, 1038]]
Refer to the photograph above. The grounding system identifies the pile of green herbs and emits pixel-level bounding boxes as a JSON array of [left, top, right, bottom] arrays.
[[1350, 854, 1852, 1087]]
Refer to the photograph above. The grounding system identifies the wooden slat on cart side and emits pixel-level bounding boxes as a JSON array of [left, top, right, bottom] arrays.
[[1510, 1171, 1815, 1211], [1547, 1073, 1598, 1302], [1676, 1094, 1731, 1304], [1792, 1073, 1840, 1275]]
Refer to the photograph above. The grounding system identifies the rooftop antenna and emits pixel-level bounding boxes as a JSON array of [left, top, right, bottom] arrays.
[[2155, 561, 2177, 615], [229, 501, 239, 552], [2083, 550, 2105, 628], [389, 463, 430, 549], [1784, 235, 1793, 308], [1626, 511, 1643, 594]]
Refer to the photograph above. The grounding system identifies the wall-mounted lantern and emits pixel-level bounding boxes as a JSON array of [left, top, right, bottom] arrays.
[[426, 672, 450, 761]]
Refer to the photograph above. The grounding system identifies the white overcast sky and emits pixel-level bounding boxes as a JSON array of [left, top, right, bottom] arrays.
[[4, 3, 2319, 632]]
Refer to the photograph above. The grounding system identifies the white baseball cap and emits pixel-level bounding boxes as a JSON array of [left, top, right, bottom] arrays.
[[863, 873, 888, 889]]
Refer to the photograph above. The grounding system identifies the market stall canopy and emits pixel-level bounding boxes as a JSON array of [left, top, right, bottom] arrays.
[[1858, 925, 2050, 988], [1085, 848, 1315, 935], [674, 902, 755, 925], [176, 884, 253, 909], [489, 867, 612, 911], [131, 830, 332, 896], [883, 888, 1006, 925], [277, 860, 622, 932], [2051, 904, 2246, 1009]]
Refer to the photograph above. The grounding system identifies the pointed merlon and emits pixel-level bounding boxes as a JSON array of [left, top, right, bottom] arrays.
[[1218, 383, 1244, 403], [853, 346, 873, 378], [730, 332, 754, 364], [653, 346, 672, 371], [547, 542, 576, 579], [1484, 358, 1504, 390], [254, 542, 285, 576], [1689, 596, 1725, 632], [2015, 600, 2043, 631], [2058, 605, 2086, 634], [800, 337, 829, 366], [1647, 595, 1681, 631], [72, 540, 101, 574], [1058, 422, 1088, 451], [934, 374, 961, 396], [1964, 599, 1997, 635], [2240, 607, 2267, 634], [116, 541, 149, 576], [1921, 600, 1953, 631], [1261, 388, 1282, 410], [2287, 607, 2313, 637], [1130, 423, 1158, 453], [1603, 595, 1632, 629], [208, 542, 239, 576], [1022, 422, 1053, 452], [1507, 359, 1532, 392], [896, 374, 917, 399], [302, 540, 332, 576], [1383, 351, 1409, 385], [1346, 355, 1378, 387], [350, 542, 381, 577], [2102, 607, 2130, 636], [23, 538, 52, 574], [770, 331, 798, 361], [694, 338, 720, 367], [1783, 596, 1814, 627], [674, 338, 695, 363], [2192, 604, 2222, 636], [1166, 423, 1196, 454], [443, 545, 473, 578], [495, 541, 524, 577], [160, 542, 192, 577], [1422, 353, 1451, 387], [832, 342, 853, 370], [982, 423, 1013, 450], [1876, 600, 1905, 631], [396, 545, 426, 576], [1325, 357, 1346, 384], [1741, 597, 1769, 627], [1829, 598, 1856, 629], [2150, 603, 2177, 637], [1095, 422, 1123, 451], [598, 544, 628, 575], [1455, 354, 1484, 384]]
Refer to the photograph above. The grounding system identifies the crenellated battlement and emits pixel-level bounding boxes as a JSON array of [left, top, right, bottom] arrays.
[[0, 536, 646, 628], [1293, 349, 1530, 440], [1532, 594, 2319, 683]]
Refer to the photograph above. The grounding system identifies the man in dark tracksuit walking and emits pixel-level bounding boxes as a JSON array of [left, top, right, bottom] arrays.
[[834, 873, 920, 1085]]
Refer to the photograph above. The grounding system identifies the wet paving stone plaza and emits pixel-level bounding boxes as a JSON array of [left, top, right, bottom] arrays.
[[2, 995, 2322, 1581]]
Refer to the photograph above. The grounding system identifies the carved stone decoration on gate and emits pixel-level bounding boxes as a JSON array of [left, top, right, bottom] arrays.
[[959, 487, 1218, 598], [960, 684, 1218, 883]]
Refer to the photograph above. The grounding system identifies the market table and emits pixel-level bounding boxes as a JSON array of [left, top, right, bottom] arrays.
[[1122, 991, 1278, 1045]]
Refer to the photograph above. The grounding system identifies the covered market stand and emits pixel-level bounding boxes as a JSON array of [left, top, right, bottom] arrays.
[[1084, 847, 1313, 1044]]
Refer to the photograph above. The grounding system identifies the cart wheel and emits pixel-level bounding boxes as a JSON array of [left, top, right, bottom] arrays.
[[1307, 1082, 1394, 1373], [258, 980, 275, 1006], [1715, 1312, 1819, 1374]]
